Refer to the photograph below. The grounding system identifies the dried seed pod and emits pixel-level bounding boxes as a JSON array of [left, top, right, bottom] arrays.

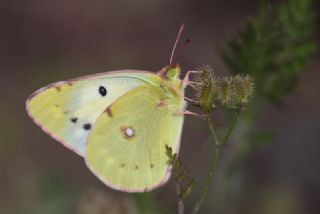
[[193, 65, 255, 112], [193, 65, 218, 113]]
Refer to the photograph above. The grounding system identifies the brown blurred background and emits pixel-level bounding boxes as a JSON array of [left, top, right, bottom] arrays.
[[0, 0, 319, 213]]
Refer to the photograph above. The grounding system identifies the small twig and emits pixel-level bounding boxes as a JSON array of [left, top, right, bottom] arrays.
[[176, 183, 184, 214], [191, 111, 240, 214], [222, 109, 240, 146], [207, 115, 220, 147], [165, 145, 194, 214], [191, 116, 221, 214]]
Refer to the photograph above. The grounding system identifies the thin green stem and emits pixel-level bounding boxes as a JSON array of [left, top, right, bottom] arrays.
[[207, 115, 221, 147], [191, 111, 240, 214], [222, 110, 240, 146], [191, 116, 221, 214], [176, 183, 184, 214]]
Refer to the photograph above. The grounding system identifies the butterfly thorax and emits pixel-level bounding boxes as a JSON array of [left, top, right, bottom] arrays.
[[156, 65, 185, 112]]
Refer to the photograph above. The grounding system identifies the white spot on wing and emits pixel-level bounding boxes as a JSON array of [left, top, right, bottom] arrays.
[[125, 127, 134, 137]]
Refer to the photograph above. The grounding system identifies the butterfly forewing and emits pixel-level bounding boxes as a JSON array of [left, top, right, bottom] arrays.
[[26, 71, 159, 156]]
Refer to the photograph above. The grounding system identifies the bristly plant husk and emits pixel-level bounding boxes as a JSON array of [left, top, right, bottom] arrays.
[[194, 65, 255, 112]]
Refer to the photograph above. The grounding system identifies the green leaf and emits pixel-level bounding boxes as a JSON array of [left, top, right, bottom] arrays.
[[222, 0, 317, 102]]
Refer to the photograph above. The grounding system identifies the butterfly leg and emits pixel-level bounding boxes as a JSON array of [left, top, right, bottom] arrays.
[[172, 86, 199, 104], [184, 96, 199, 103], [174, 110, 205, 119], [182, 70, 202, 89], [183, 70, 199, 82], [183, 80, 202, 85], [175, 110, 198, 116], [182, 81, 203, 90]]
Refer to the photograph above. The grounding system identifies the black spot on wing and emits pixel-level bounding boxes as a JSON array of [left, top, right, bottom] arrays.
[[99, 86, 107, 96], [83, 123, 91, 130], [70, 118, 78, 123]]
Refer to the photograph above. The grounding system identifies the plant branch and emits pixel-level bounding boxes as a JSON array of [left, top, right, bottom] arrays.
[[176, 182, 184, 214], [222, 109, 240, 146], [191, 112, 240, 214], [165, 145, 194, 214], [207, 115, 220, 147]]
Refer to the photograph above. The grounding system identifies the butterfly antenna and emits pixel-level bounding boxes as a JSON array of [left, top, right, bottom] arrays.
[[169, 23, 185, 66]]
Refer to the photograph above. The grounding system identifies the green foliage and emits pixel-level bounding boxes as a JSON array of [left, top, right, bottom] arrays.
[[135, 193, 160, 214], [222, 0, 317, 102], [250, 130, 275, 149], [36, 173, 74, 214], [165, 145, 195, 200]]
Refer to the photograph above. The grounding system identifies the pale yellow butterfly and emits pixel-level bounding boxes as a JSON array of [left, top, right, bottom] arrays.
[[26, 24, 196, 192]]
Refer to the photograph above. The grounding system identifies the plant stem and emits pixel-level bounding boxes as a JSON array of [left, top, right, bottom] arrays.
[[207, 114, 221, 147], [222, 110, 240, 146], [191, 112, 240, 214], [176, 183, 184, 214]]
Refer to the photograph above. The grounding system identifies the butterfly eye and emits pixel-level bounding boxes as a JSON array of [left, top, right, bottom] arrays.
[[99, 86, 107, 96], [166, 66, 180, 80], [167, 70, 175, 79]]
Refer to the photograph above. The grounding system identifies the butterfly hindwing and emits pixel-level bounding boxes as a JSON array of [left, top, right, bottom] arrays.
[[85, 83, 185, 192], [26, 70, 160, 156]]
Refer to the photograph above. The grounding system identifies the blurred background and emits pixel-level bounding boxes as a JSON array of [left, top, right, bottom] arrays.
[[0, 0, 319, 213]]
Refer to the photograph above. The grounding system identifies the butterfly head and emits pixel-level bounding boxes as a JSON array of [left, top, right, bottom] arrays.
[[166, 64, 181, 80], [157, 64, 184, 94], [157, 64, 181, 81]]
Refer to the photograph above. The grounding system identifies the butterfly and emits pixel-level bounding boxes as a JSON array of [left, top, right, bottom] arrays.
[[26, 24, 196, 192]]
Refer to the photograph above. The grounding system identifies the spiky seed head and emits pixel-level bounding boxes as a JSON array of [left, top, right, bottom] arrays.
[[193, 65, 255, 112], [218, 77, 233, 108], [194, 65, 218, 113]]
